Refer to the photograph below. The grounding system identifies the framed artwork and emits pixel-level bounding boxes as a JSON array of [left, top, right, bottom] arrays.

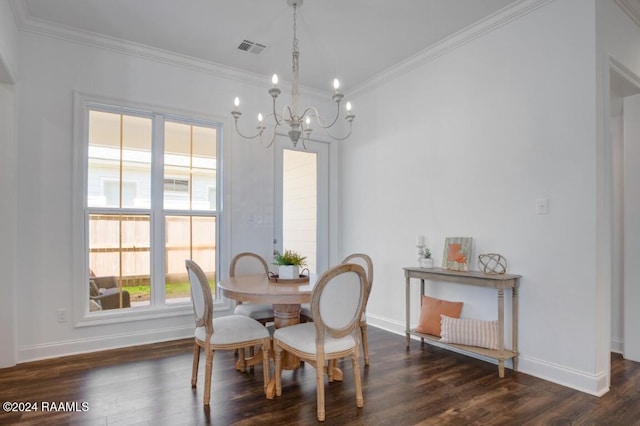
[[443, 237, 472, 271]]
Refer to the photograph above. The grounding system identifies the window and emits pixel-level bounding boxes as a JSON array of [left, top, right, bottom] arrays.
[[84, 105, 220, 315]]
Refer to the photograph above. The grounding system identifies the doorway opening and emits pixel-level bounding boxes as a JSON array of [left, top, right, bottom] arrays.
[[609, 64, 640, 363]]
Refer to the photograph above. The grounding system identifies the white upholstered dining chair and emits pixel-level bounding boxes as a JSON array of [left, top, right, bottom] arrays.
[[185, 259, 271, 406], [230, 252, 275, 325], [301, 253, 374, 365], [273, 263, 367, 422]]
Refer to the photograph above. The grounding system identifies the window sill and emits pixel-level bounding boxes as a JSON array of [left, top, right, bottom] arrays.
[[75, 299, 233, 327]]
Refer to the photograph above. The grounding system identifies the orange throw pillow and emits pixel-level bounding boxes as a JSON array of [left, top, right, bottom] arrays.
[[415, 296, 463, 336]]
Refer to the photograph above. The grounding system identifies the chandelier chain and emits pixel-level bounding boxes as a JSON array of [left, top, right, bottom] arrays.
[[292, 4, 299, 53]]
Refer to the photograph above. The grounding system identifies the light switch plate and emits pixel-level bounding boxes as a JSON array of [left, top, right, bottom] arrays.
[[536, 198, 549, 214]]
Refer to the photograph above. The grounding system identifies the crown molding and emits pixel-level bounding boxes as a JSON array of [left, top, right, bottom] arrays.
[[8, 0, 330, 99], [9, 0, 554, 99], [348, 0, 552, 98], [615, 0, 640, 28]]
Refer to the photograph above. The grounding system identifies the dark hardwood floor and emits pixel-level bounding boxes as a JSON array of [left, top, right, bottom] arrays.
[[1, 327, 639, 425]]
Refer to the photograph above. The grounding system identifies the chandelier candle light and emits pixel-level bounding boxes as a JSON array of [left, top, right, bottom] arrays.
[[231, 0, 355, 149]]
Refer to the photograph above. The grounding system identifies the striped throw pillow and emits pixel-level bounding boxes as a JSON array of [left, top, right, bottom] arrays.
[[439, 315, 499, 350]]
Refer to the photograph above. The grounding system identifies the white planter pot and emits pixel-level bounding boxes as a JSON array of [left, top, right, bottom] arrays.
[[278, 265, 300, 279], [419, 258, 434, 268]]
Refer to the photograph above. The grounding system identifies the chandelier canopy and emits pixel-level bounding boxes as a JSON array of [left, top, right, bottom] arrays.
[[231, 0, 355, 149]]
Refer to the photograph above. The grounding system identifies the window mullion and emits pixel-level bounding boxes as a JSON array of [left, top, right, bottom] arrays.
[[151, 114, 166, 306]]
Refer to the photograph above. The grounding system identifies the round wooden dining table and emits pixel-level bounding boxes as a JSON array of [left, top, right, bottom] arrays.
[[217, 272, 317, 328]]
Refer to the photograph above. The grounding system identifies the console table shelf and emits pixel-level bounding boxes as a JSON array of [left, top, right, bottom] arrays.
[[404, 267, 520, 378]]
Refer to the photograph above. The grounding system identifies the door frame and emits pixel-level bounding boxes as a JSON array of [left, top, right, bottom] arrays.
[[273, 138, 330, 274], [607, 58, 640, 364]]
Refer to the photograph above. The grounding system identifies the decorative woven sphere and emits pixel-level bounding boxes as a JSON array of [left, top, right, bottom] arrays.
[[478, 253, 507, 275]]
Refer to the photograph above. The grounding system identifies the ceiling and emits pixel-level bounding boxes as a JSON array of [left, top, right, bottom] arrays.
[[17, 0, 528, 92]]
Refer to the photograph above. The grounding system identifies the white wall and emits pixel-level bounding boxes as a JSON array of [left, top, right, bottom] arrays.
[[8, 0, 640, 398], [0, 0, 19, 368], [14, 27, 334, 360], [0, 83, 17, 367], [342, 0, 608, 394]]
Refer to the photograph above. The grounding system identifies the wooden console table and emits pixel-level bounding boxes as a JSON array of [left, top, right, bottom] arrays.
[[404, 267, 520, 378]]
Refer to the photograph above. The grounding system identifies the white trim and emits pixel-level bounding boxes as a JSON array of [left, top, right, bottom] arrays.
[[0, 48, 17, 84], [10, 0, 552, 100], [611, 337, 624, 354], [517, 356, 610, 397], [367, 315, 609, 397], [349, 0, 552, 97], [17, 325, 194, 364], [72, 91, 228, 327], [10, 0, 327, 99], [274, 136, 330, 273], [615, 0, 640, 28], [610, 57, 640, 90]]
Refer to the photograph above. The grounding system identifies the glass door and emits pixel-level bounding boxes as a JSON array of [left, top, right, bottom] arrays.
[[274, 140, 329, 274]]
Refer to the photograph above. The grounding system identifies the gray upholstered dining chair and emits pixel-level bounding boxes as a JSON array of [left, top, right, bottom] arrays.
[[273, 263, 367, 422], [185, 259, 271, 406], [301, 253, 374, 365], [230, 252, 275, 325]]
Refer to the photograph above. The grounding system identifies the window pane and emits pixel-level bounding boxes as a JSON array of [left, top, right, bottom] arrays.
[[283, 150, 317, 272], [165, 215, 216, 303], [164, 122, 217, 211], [88, 111, 151, 208], [89, 214, 151, 310], [121, 115, 152, 208]]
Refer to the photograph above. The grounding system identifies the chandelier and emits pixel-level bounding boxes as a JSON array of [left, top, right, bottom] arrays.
[[231, 0, 355, 149]]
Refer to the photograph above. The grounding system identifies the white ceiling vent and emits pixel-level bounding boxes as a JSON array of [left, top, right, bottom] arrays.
[[237, 39, 267, 55]]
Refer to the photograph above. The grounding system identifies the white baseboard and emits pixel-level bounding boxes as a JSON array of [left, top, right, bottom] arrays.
[[17, 325, 193, 364], [517, 355, 609, 396], [367, 314, 609, 397], [15, 313, 613, 397], [611, 337, 623, 354]]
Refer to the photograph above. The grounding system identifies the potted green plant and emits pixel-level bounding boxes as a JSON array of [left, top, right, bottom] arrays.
[[419, 247, 434, 268], [273, 249, 307, 279]]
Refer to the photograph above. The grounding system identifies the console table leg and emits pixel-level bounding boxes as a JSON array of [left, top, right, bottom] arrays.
[[498, 288, 505, 377], [512, 285, 519, 372], [405, 277, 411, 348]]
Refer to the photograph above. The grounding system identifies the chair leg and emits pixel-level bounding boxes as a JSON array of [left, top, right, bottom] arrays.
[[249, 346, 255, 372], [316, 353, 326, 421], [261, 339, 271, 395], [238, 348, 246, 372], [328, 359, 336, 382], [203, 348, 215, 406], [361, 322, 370, 366], [274, 343, 283, 397], [352, 351, 364, 409], [191, 342, 201, 387]]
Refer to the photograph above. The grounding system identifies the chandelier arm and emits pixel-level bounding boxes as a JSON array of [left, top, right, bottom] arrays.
[[323, 121, 353, 141], [233, 117, 263, 140], [260, 125, 278, 148], [273, 96, 284, 126], [284, 105, 295, 122], [304, 106, 340, 129]]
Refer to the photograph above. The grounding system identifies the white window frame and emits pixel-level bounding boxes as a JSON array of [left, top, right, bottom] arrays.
[[72, 92, 231, 326]]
